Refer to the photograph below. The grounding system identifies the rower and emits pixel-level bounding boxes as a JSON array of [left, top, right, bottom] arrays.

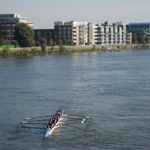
[[57, 109, 62, 113], [47, 109, 62, 129], [47, 119, 53, 128], [57, 111, 62, 118]]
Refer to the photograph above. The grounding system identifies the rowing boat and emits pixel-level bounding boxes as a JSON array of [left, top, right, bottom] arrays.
[[44, 111, 64, 137]]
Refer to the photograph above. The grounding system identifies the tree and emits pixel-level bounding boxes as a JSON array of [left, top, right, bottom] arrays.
[[63, 39, 68, 45], [35, 41, 40, 46], [0, 37, 5, 46], [70, 40, 74, 46], [14, 23, 35, 47], [58, 39, 63, 46], [13, 40, 18, 48], [132, 34, 138, 44], [145, 36, 149, 43], [0, 37, 9, 46], [137, 36, 145, 44], [49, 39, 54, 46], [3, 45, 11, 57], [39, 38, 47, 52]]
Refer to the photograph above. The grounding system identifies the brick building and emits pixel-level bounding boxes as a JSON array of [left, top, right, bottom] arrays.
[[0, 13, 33, 43]]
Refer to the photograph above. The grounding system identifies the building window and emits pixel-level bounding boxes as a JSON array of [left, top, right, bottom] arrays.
[[68, 35, 71, 38], [1, 31, 5, 35]]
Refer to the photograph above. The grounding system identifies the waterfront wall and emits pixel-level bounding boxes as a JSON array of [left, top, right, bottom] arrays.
[[0, 44, 149, 58], [9, 44, 150, 52]]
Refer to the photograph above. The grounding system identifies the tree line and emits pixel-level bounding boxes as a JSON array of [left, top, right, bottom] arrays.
[[132, 34, 149, 44]]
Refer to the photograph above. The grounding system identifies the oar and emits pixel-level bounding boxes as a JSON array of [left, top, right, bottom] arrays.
[[81, 118, 87, 123], [20, 126, 45, 129], [23, 119, 49, 122], [21, 121, 46, 125], [24, 115, 52, 120]]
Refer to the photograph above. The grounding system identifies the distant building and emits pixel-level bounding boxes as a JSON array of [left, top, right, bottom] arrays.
[[88, 23, 98, 45], [0, 13, 33, 43], [54, 21, 71, 45], [97, 21, 127, 45], [54, 21, 98, 46], [0, 14, 132, 45], [128, 22, 150, 36], [126, 32, 132, 44], [34, 29, 54, 42], [54, 21, 81, 46]]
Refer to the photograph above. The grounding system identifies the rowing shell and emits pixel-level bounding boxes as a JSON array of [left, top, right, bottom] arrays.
[[44, 113, 65, 137]]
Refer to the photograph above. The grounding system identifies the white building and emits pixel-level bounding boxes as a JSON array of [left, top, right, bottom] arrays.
[[97, 21, 127, 45], [88, 23, 98, 45], [54, 21, 129, 46]]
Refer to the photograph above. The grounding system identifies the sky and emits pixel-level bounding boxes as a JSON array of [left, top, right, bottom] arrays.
[[1, 0, 150, 29]]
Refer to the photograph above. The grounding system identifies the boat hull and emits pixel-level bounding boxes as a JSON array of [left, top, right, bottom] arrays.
[[44, 113, 64, 137], [44, 128, 51, 137]]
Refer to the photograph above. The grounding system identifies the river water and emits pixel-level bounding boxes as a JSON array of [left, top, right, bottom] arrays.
[[0, 49, 150, 150]]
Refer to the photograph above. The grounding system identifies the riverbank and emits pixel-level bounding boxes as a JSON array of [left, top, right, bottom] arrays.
[[0, 44, 149, 58]]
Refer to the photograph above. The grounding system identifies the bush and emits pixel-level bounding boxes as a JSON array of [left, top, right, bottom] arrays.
[[3, 45, 11, 57]]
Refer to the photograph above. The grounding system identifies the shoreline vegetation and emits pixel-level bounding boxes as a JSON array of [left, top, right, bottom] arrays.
[[0, 44, 149, 58]]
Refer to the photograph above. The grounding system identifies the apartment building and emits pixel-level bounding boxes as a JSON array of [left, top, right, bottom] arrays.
[[97, 21, 126, 45], [54, 21, 98, 46], [126, 32, 132, 44], [54, 21, 74, 45], [88, 23, 98, 45], [34, 29, 54, 42], [0, 13, 33, 43], [54, 21, 87, 45], [54, 21, 129, 46]]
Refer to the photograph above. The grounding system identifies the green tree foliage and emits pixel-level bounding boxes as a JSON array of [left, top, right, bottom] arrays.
[[39, 38, 47, 52], [70, 40, 74, 46], [13, 40, 18, 48], [49, 39, 54, 46], [0, 37, 9, 46], [132, 34, 148, 44], [0, 37, 5, 46], [132, 34, 138, 44], [145, 36, 149, 43], [137, 36, 145, 44], [35, 40, 40, 46], [3, 45, 11, 57], [14, 23, 35, 47], [63, 39, 68, 45]]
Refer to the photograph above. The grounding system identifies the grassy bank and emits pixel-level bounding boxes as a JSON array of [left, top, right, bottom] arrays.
[[0, 44, 149, 58]]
